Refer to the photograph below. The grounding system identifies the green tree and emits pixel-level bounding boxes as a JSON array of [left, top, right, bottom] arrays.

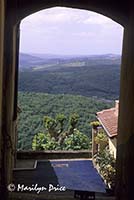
[[44, 116, 57, 138], [32, 132, 58, 150], [68, 113, 79, 135], [32, 113, 90, 151], [64, 129, 90, 150], [95, 131, 108, 151], [94, 149, 116, 189], [32, 133, 47, 150], [56, 114, 66, 134], [18, 92, 112, 150]]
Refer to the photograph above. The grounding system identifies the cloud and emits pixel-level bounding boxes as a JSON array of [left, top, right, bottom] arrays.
[[21, 6, 122, 33], [22, 7, 117, 26], [20, 7, 123, 55], [21, 7, 82, 25]]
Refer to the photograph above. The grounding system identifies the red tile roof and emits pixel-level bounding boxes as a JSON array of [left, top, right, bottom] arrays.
[[96, 107, 118, 138]]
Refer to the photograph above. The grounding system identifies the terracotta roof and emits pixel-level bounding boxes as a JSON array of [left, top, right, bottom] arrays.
[[96, 107, 118, 138]]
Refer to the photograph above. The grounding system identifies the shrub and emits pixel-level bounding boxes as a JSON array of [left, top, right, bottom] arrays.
[[94, 148, 116, 189], [64, 129, 90, 150]]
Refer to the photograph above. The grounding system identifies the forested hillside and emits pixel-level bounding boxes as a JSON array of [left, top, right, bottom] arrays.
[[19, 65, 120, 100], [18, 92, 113, 150], [19, 53, 121, 71], [18, 53, 120, 150], [19, 53, 120, 100]]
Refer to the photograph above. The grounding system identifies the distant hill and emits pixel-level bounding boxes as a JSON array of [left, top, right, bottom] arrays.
[[19, 53, 77, 71], [19, 53, 121, 100], [19, 53, 121, 72]]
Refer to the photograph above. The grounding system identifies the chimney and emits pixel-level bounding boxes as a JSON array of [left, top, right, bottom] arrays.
[[115, 100, 119, 116]]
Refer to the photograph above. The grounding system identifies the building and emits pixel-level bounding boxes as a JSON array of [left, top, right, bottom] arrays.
[[95, 100, 119, 158]]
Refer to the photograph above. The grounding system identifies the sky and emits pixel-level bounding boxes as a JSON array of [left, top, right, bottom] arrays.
[[20, 7, 124, 55]]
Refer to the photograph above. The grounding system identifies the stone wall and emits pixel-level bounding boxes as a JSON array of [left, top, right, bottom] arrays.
[[17, 150, 92, 160], [0, 0, 4, 195], [0, 0, 133, 200]]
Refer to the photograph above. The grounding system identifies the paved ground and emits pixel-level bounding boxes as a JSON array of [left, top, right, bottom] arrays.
[[15, 158, 92, 169], [9, 192, 115, 200], [15, 159, 35, 169], [12, 159, 114, 200]]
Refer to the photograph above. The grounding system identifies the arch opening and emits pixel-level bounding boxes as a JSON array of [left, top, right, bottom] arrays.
[[12, 5, 126, 200], [17, 6, 123, 156]]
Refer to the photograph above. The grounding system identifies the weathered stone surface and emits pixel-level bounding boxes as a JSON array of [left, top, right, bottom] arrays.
[[116, 7, 134, 199], [17, 150, 92, 160], [0, 1, 134, 200]]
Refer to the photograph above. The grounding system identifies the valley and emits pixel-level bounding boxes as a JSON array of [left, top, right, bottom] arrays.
[[18, 53, 120, 150]]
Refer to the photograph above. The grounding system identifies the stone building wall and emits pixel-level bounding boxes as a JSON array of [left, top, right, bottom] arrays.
[[108, 137, 117, 159]]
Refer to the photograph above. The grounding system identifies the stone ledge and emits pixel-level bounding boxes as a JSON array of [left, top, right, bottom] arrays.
[[17, 150, 92, 160]]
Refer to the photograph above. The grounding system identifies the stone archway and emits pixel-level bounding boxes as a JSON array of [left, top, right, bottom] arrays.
[[17, 0, 128, 26], [0, 1, 134, 200]]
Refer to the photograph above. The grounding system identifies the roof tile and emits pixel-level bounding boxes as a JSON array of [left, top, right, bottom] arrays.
[[96, 107, 118, 138]]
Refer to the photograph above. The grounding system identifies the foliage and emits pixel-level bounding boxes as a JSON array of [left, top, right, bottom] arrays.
[[32, 133, 58, 150], [18, 55, 119, 150], [68, 113, 79, 135], [32, 114, 90, 151], [19, 59, 120, 100], [43, 113, 78, 142], [18, 92, 113, 150], [90, 121, 100, 129], [44, 116, 58, 138], [32, 133, 49, 150], [93, 128, 116, 189], [94, 149, 116, 189], [64, 129, 90, 150], [56, 114, 66, 133], [95, 131, 108, 151]]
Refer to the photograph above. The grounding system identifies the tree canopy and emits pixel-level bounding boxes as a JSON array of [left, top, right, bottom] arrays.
[[18, 92, 113, 150], [32, 113, 90, 150]]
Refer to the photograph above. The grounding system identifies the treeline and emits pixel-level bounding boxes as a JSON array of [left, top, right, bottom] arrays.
[[17, 92, 113, 150], [19, 64, 120, 100]]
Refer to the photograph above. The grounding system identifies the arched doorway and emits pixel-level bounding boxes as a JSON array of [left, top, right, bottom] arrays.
[[17, 6, 123, 154], [1, 1, 133, 200]]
